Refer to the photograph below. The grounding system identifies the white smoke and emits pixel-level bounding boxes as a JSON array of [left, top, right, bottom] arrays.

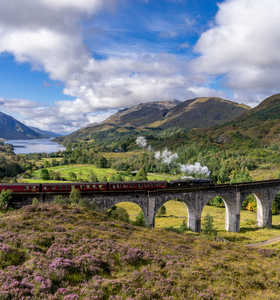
[[136, 136, 147, 148], [154, 148, 178, 165], [137, 137, 211, 177], [180, 162, 210, 177], [154, 151, 161, 160]]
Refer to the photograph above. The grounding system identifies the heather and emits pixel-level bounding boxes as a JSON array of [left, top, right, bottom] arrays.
[[0, 204, 280, 299]]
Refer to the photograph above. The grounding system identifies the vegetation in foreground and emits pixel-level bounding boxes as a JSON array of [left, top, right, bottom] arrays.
[[1, 203, 280, 299]]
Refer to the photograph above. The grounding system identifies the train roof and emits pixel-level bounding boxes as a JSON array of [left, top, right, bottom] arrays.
[[108, 181, 166, 184], [0, 180, 168, 186], [41, 182, 107, 185], [170, 179, 211, 183], [0, 183, 40, 186]]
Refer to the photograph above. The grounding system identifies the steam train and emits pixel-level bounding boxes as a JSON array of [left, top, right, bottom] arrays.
[[0, 179, 213, 194]]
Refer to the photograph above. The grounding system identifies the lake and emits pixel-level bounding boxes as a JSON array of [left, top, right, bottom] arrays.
[[6, 139, 65, 154]]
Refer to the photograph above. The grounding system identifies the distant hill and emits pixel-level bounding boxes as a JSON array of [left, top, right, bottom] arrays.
[[190, 94, 280, 147], [30, 127, 61, 138], [149, 97, 249, 130], [104, 100, 180, 127], [57, 97, 249, 144], [0, 111, 43, 140]]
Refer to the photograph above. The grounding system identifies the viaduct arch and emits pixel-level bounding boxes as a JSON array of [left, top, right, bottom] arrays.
[[11, 180, 280, 233]]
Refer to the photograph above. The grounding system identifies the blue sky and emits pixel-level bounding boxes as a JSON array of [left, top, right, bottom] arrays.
[[0, 0, 279, 133]]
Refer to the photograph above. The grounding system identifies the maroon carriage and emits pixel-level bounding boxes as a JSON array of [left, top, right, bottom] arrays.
[[108, 181, 168, 191], [0, 184, 40, 193]]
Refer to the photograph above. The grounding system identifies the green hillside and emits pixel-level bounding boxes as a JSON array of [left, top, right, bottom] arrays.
[[192, 94, 280, 147]]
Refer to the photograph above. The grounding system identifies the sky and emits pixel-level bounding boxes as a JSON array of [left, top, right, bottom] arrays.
[[0, 0, 280, 134]]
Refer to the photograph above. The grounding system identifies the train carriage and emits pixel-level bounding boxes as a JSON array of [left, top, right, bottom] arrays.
[[108, 181, 168, 191], [80, 183, 107, 192], [0, 179, 212, 196], [41, 182, 107, 193], [0, 184, 40, 193], [42, 183, 71, 193]]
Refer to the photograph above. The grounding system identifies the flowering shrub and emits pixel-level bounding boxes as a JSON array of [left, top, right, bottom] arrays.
[[0, 244, 26, 268], [0, 203, 280, 299], [123, 248, 146, 265]]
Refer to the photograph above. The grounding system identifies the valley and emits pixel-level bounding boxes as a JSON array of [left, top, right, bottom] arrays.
[[1, 1, 280, 298], [2, 94, 280, 299]]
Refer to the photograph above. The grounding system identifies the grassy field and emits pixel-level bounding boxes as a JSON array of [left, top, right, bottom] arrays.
[[18, 179, 72, 183], [19, 163, 180, 183], [250, 164, 280, 180], [32, 164, 120, 181], [117, 200, 280, 244], [101, 151, 142, 159]]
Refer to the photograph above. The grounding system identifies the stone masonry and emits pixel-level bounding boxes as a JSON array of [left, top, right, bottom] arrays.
[[11, 180, 280, 233]]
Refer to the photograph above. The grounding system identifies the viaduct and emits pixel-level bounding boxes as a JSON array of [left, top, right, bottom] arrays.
[[11, 179, 280, 233]]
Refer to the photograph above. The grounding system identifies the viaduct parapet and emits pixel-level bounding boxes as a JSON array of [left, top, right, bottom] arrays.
[[11, 180, 280, 233]]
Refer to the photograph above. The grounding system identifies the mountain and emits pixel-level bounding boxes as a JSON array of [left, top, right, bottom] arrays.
[[191, 94, 280, 147], [57, 97, 249, 144], [30, 127, 61, 138], [0, 111, 43, 140], [148, 97, 249, 130], [104, 100, 180, 127]]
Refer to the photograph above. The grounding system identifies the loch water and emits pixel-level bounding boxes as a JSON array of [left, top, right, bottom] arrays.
[[6, 139, 65, 154]]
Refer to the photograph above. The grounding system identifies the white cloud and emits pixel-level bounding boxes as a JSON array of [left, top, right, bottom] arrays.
[[0, 0, 200, 133], [41, 0, 102, 12], [192, 0, 280, 104], [187, 86, 226, 98], [4, 0, 278, 133], [0, 97, 113, 134]]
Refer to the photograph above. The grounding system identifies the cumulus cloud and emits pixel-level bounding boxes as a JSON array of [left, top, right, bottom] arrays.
[[187, 86, 226, 98], [0, 0, 201, 133], [4, 0, 275, 133], [0, 97, 113, 133], [192, 0, 280, 104]]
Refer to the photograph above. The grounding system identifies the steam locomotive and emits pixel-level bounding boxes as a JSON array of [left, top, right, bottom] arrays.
[[0, 179, 213, 194]]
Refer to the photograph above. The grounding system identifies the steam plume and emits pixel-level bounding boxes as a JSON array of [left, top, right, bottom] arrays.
[[155, 148, 178, 165], [136, 136, 147, 148], [180, 162, 210, 177]]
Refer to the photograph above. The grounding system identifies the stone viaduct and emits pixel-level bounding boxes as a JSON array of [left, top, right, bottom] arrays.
[[11, 179, 280, 233]]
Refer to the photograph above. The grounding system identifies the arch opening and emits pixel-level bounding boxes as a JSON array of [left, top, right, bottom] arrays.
[[111, 202, 146, 225], [154, 199, 188, 232], [239, 194, 259, 231], [272, 192, 280, 228], [239, 193, 274, 231], [201, 196, 226, 232]]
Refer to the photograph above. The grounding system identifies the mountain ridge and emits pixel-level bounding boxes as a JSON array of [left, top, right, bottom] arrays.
[[0, 111, 43, 140], [57, 97, 250, 144], [0, 111, 59, 140], [188, 93, 280, 147]]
